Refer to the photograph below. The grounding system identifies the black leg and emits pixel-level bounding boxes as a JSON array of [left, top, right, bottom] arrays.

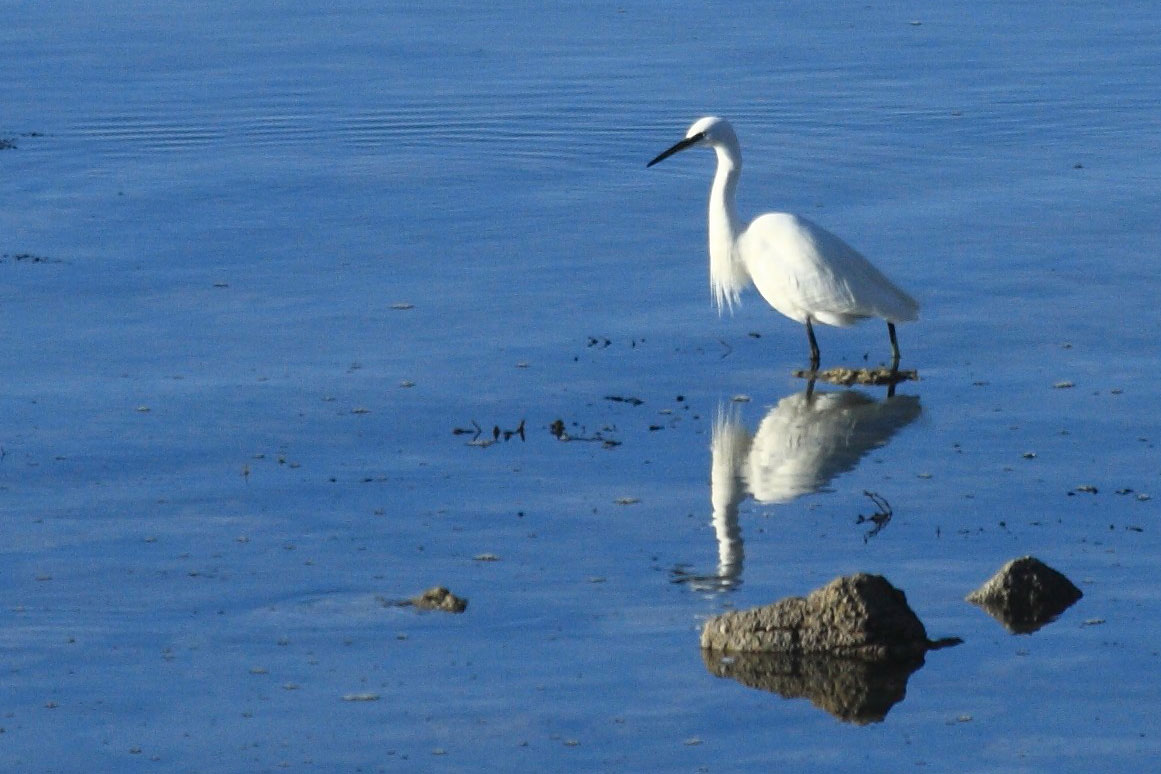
[[887, 322, 901, 368], [805, 318, 820, 370]]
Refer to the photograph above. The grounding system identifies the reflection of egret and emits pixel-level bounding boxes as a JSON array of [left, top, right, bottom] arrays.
[[738, 389, 921, 504], [705, 409, 752, 589], [696, 388, 920, 588], [648, 116, 918, 369]]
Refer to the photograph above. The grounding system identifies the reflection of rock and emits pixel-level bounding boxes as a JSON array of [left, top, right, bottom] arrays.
[[700, 574, 929, 660], [701, 648, 923, 725], [967, 557, 1082, 633]]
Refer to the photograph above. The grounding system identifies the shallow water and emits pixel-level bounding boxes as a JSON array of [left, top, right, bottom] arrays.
[[3, 2, 1161, 771]]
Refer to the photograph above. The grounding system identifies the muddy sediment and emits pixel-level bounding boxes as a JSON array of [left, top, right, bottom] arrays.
[[384, 586, 468, 613], [792, 367, 919, 387]]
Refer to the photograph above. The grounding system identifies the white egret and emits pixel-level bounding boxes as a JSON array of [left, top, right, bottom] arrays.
[[648, 117, 918, 369]]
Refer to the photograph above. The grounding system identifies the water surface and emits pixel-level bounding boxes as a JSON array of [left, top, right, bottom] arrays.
[[2, 2, 1160, 771]]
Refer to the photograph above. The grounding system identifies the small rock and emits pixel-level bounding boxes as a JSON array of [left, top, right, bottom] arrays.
[[966, 556, 1082, 633], [407, 586, 468, 613]]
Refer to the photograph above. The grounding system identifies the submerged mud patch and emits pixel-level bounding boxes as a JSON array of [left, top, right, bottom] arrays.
[[793, 367, 919, 387], [381, 586, 468, 614]]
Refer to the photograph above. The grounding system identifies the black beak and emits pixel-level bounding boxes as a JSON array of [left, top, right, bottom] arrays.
[[647, 132, 705, 167]]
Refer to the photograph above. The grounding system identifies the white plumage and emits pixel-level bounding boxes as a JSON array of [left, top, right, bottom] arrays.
[[648, 116, 918, 367]]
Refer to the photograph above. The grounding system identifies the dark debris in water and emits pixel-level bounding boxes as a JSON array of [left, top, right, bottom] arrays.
[[2, 252, 61, 264], [793, 367, 919, 387], [0, 132, 43, 150], [855, 491, 893, 542], [604, 395, 643, 406], [453, 419, 525, 447], [550, 418, 620, 448]]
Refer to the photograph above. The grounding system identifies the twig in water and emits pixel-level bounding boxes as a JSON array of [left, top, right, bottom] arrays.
[[856, 490, 893, 542]]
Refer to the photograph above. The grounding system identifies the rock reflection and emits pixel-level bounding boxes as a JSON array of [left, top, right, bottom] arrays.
[[677, 387, 921, 591], [701, 648, 924, 724]]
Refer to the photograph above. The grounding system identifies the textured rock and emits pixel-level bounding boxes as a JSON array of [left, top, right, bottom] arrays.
[[409, 586, 468, 613], [967, 556, 1081, 633], [701, 648, 923, 725], [700, 573, 929, 661]]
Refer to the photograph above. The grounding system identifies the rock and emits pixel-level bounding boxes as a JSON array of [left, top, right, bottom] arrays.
[[700, 573, 930, 661], [966, 556, 1082, 633], [701, 648, 923, 725], [408, 586, 468, 613]]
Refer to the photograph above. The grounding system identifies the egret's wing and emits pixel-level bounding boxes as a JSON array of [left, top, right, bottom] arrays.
[[741, 213, 918, 326]]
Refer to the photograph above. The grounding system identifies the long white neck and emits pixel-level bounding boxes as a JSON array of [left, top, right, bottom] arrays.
[[707, 144, 748, 313]]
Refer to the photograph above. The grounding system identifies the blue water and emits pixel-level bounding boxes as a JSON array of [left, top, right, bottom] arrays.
[[3, 2, 1161, 771]]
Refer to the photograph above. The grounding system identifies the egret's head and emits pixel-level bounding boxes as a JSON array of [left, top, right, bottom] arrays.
[[647, 116, 739, 167]]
